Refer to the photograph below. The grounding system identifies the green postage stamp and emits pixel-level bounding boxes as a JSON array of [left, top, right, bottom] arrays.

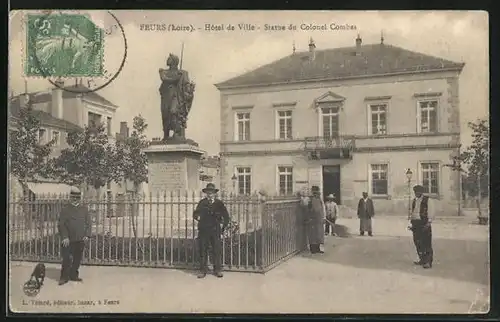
[[25, 12, 104, 77]]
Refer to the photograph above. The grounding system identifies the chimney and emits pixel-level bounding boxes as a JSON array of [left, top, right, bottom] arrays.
[[355, 34, 362, 56], [308, 37, 316, 61], [51, 80, 64, 119], [19, 93, 30, 108], [19, 80, 30, 108], [120, 121, 129, 138]]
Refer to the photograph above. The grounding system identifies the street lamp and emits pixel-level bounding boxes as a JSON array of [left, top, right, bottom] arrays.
[[231, 173, 237, 194], [405, 169, 413, 226]]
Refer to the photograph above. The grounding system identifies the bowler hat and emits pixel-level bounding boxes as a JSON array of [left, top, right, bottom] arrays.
[[413, 185, 425, 193], [202, 183, 219, 193], [311, 186, 320, 193], [326, 194, 335, 200]]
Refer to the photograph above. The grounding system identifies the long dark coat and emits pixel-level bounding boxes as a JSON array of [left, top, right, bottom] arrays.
[[304, 196, 325, 245], [193, 197, 230, 233], [58, 204, 91, 242], [357, 198, 375, 218]]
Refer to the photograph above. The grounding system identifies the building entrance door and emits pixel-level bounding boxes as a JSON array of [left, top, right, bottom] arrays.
[[323, 165, 341, 204]]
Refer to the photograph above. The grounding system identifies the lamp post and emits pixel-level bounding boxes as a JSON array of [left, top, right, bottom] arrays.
[[231, 174, 237, 194], [405, 169, 413, 225]]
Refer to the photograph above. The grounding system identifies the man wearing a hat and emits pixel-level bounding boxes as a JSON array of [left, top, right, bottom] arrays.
[[305, 186, 326, 254], [357, 192, 375, 236], [409, 184, 435, 269], [193, 183, 230, 278], [324, 194, 339, 236], [57, 187, 91, 285]]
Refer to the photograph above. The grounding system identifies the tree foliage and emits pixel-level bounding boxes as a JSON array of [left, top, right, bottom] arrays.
[[52, 122, 121, 189], [445, 118, 489, 218], [118, 115, 149, 190], [9, 97, 56, 186]]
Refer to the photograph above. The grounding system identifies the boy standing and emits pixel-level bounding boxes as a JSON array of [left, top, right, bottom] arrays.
[[324, 194, 339, 236]]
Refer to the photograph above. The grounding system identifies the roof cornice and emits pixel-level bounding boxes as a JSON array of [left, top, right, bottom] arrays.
[[82, 97, 118, 111], [9, 115, 82, 131], [215, 66, 465, 91]]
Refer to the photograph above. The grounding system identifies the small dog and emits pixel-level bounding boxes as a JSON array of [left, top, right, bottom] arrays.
[[30, 263, 46, 288]]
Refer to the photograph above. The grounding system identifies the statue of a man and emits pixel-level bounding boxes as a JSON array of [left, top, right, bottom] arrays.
[[159, 53, 195, 141]]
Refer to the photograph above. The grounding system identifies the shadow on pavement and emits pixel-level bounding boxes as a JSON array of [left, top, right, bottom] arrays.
[[332, 225, 351, 238], [178, 269, 202, 277], [44, 266, 61, 281], [304, 232, 489, 285]]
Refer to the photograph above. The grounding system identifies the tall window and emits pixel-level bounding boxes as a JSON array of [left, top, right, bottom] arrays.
[[38, 128, 46, 143], [321, 107, 339, 138], [88, 112, 102, 128], [236, 112, 251, 141], [420, 162, 439, 195], [107, 117, 112, 136], [370, 164, 388, 195], [236, 167, 251, 195], [418, 100, 438, 133], [52, 130, 60, 145], [278, 166, 293, 196], [277, 110, 292, 139], [369, 104, 387, 135]]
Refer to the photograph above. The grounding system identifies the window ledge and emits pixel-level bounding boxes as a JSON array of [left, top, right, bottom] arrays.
[[371, 195, 391, 200], [414, 92, 442, 98], [418, 131, 439, 135]]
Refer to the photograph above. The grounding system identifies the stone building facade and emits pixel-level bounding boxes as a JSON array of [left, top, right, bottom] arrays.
[[215, 37, 464, 215], [9, 80, 125, 198]]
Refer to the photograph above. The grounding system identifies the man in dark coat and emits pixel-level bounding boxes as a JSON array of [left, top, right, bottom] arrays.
[[57, 187, 91, 285], [305, 186, 326, 254], [357, 192, 375, 236], [193, 183, 230, 278], [409, 185, 435, 269]]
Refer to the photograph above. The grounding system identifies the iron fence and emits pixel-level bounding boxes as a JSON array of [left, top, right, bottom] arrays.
[[8, 192, 305, 273]]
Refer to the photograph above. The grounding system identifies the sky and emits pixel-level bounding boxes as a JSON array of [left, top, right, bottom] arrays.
[[9, 11, 489, 155]]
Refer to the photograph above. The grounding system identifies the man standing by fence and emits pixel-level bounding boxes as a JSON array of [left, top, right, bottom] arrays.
[[409, 185, 435, 269], [193, 183, 230, 278], [305, 186, 326, 254], [57, 187, 91, 285]]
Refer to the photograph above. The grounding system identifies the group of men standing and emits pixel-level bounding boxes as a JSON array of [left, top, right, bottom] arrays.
[[298, 185, 435, 269], [55, 183, 435, 285]]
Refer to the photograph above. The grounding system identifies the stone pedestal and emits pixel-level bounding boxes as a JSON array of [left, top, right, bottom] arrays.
[[143, 143, 205, 194]]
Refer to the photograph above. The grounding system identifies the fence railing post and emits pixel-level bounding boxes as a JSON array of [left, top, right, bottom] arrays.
[[261, 202, 268, 270], [163, 191, 167, 265]]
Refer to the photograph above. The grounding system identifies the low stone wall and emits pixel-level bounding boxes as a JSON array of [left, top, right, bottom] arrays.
[[340, 198, 463, 217]]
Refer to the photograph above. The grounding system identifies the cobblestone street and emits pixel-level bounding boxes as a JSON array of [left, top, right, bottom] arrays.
[[9, 217, 489, 314]]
